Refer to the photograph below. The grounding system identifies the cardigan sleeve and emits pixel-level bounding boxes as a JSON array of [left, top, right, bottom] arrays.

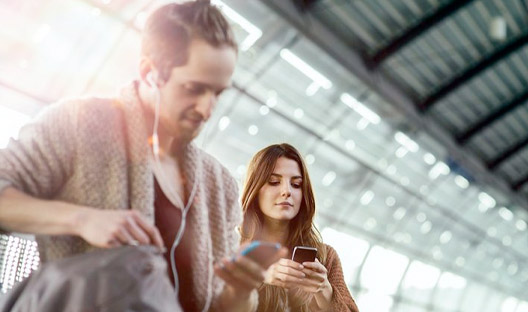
[[0, 101, 76, 199], [325, 244, 360, 312]]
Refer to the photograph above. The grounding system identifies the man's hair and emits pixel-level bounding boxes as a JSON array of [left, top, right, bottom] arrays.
[[141, 0, 238, 82]]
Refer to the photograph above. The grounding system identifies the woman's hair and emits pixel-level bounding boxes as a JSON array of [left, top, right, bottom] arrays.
[[240, 143, 327, 311], [141, 0, 238, 82]]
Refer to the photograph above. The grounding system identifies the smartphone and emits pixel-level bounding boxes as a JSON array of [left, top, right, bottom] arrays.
[[241, 241, 281, 269], [291, 246, 317, 264]]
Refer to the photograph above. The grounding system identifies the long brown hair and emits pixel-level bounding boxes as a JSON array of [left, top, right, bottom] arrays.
[[240, 143, 327, 311]]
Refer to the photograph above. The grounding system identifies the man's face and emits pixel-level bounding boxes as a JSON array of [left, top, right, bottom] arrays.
[[156, 39, 237, 143]]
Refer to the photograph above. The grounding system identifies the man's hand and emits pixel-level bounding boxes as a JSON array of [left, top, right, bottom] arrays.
[[75, 208, 164, 249], [214, 244, 287, 296]]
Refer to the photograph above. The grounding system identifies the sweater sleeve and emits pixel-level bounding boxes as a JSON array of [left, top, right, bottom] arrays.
[[0, 101, 76, 199], [326, 245, 360, 312]]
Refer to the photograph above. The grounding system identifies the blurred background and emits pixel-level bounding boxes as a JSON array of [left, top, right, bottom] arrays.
[[2, 0, 528, 311]]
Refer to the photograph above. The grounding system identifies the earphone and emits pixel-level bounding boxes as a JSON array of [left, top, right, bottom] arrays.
[[146, 69, 213, 312]]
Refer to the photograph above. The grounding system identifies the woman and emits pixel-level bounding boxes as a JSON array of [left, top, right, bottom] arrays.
[[240, 143, 359, 312]]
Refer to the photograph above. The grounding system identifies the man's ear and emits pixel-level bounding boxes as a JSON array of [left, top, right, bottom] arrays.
[[139, 58, 157, 87]]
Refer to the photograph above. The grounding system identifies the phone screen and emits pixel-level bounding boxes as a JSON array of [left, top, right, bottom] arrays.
[[241, 241, 281, 268], [292, 246, 317, 264]]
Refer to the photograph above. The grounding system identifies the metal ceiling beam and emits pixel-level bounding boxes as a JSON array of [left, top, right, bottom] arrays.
[[457, 91, 528, 144], [259, 0, 528, 209], [513, 175, 528, 191], [370, 0, 475, 65], [419, 33, 528, 111], [487, 136, 528, 170]]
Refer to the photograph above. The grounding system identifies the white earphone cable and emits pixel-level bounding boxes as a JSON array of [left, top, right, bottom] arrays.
[[149, 74, 212, 312]]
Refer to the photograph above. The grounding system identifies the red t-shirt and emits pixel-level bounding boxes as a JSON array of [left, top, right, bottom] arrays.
[[154, 178, 198, 311]]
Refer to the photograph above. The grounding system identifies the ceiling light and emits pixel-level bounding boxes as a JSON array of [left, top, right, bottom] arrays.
[[266, 96, 277, 108], [507, 263, 518, 275], [423, 153, 436, 165], [420, 221, 432, 234], [489, 16, 507, 41], [280, 49, 332, 89], [363, 217, 377, 230], [385, 196, 396, 207], [340, 93, 380, 124], [498, 207, 513, 221], [322, 171, 336, 186], [416, 212, 427, 223], [305, 154, 315, 165], [502, 236, 512, 246], [218, 116, 230, 131], [305, 82, 320, 96], [212, 0, 262, 51], [455, 257, 465, 267], [360, 190, 374, 205], [439, 231, 452, 244], [356, 118, 369, 130], [478, 192, 496, 208], [428, 161, 450, 179], [454, 175, 469, 189], [394, 132, 419, 152], [487, 227, 497, 237], [393, 207, 406, 220], [386, 165, 397, 175], [395, 146, 408, 158], [259, 105, 269, 115], [248, 125, 258, 135], [294, 108, 304, 119], [345, 140, 355, 151], [516, 219, 527, 231]]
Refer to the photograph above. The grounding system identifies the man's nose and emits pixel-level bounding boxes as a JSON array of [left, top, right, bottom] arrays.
[[195, 92, 216, 120]]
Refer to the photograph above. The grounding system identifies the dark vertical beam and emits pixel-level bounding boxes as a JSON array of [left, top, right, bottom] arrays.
[[370, 0, 475, 65], [487, 136, 528, 170], [419, 33, 528, 111], [457, 91, 528, 144]]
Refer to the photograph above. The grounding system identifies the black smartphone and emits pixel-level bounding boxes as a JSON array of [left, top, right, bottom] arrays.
[[291, 246, 317, 264], [241, 241, 281, 269]]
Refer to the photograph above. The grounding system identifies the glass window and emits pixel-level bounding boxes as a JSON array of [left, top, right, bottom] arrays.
[[433, 271, 467, 310], [400, 260, 441, 305], [501, 297, 519, 312], [360, 245, 409, 295], [517, 301, 528, 312], [355, 290, 393, 312], [0, 106, 31, 148], [321, 227, 370, 285]]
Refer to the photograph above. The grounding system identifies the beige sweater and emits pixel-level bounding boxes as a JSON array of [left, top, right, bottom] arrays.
[[0, 82, 247, 311]]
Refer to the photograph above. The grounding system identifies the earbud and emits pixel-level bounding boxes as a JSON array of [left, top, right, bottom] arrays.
[[146, 70, 158, 88]]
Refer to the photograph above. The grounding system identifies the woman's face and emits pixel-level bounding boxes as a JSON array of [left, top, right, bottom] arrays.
[[258, 157, 303, 223]]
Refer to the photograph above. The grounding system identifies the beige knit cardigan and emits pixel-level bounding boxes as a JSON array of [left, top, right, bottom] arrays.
[[0, 82, 248, 311]]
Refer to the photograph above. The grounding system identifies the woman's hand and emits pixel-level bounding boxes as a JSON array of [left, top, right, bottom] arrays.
[[297, 259, 332, 294], [264, 258, 307, 288]]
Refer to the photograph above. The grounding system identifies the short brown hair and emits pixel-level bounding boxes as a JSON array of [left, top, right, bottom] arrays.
[[141, 0, 238, 81]]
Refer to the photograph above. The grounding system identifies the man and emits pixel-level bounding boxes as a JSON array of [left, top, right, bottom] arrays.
[[0, 1, 280, 311]]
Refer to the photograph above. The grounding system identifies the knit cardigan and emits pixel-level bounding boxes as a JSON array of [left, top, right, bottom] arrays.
[[0, 82, 250, 311], [325, 245, 359, 312], [256, 244, 358, 312]]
